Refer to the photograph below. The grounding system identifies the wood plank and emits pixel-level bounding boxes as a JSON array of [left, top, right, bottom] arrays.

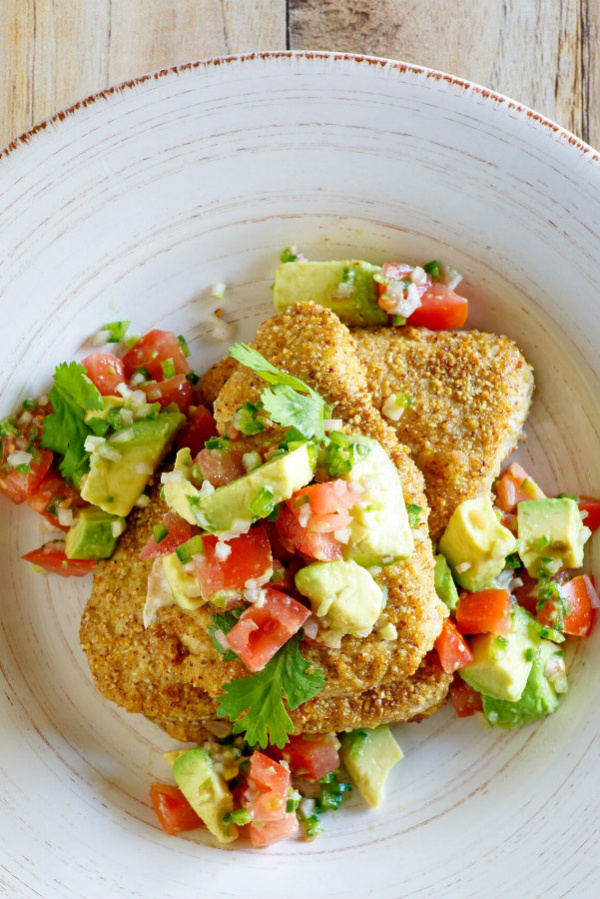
[[0, 1, 35, 148], [108, 0, 286, 84], [289, 0, 600, 147]]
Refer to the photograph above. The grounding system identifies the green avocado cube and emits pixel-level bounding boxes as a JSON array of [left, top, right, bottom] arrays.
[[460, 631, 534, 702], [340, 725, 403, 808], [172, 748, 237, 844], [295, 560, 383, 641], [517, 497, 591, 578], [438, 495, 517, 591], [433, 553, 459, 611], [81, 411, 183, 517], [273, 259, 387, 326], [162, 553, 205, 611], [65, 507, 124, 560], [482, 640, 562, 727]]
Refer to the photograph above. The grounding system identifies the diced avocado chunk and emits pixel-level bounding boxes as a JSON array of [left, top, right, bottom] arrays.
[[295, 560, 383, 641], [190, 443, 315, 538], [171, 747, 237, 844], [482, 639, 562, 728], [517, 497, 591, 578], [273, 259, 387, 326], [64, 507, 124, 560], [162, 448, 200, 524], [438, 496, 517, 591], [162, 553, 205, 611], [340, 725, 403, 808], [81, 411, 183, 517], [84, 395, 124, 422], [340, 435, 413, 567], [434, 553, 459, 611]]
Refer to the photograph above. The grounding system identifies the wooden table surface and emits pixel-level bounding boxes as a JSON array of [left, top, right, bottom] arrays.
[[1, 0, 599, 151]]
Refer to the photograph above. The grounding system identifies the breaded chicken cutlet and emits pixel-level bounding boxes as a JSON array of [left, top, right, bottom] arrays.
[[203, 326, 534, 540], [80, 304, 449, 739]]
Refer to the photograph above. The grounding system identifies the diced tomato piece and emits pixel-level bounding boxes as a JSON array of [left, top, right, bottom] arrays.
[[149, 782, 202, 836], [194, 528, 272, 602], [195, 448, 246, 487], [122, 330, 190, 381], [248, 812, 299, 848], [270, 733, 340, 781], [538, 575, 596, 637], [176, 405, 219, 456], [139, 375, 194, 414], [434, 618, 474, 673], [0, 447, 53, 504], [27, 469, 87, 529], [513, 571, 540, 614], [578, 496, 600, 534], [495, 462, 545, 514], [275, 504, 343, 561], [455, 588, 511, 636], [21, 542, 96, 577], [81, 352, 126, 397], [449, 677, 483, 717], [407, 282, 468, 329], [139, 512, 197, 559], [247, 751, 291, 794], [227, 587, 310, 671], [292, 481, 358, 515], [380, 262, 417, 282]]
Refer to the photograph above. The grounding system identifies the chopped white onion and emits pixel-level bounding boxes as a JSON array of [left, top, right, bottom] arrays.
[[509, 576, 524, 591], [84, 435, 105, 453], [242, 451, 262, 473], [210, 281, 227, 300], [146, 388, 162, 401], [134, 462, 154, 475], [98, 444, 122, 462], [299, 798, 315, 817], [129, 372, 147, 388], [7, 450, 32, 468], [378, 622, 398, 641], [135, 494, 150, 508], [455, 561, 472, 574], [111, 428, 135, 444], [17, 410, 33, 427], [111, 520, 126, 538], [161, 469, 183, 484], [303, 617, 319, 639], [92, 329, 110, 346], [298, 504, 311, 528], [214, 541, 232, 562], [57, 507, 74, 527], [119, 408, 133, 427], [38, 395, 48, 407], [116, 382, 132, 398], [442, 264, 463, 291], [211, 313, 233, 342], [333, 280, 355, 299], [382, 394, 406, 422], [323, 418, 343, 431], [333, 528, 351, 544], [583, 574, 600, 609], [199, 479, 215, 496], [411, 265, 427, 285]]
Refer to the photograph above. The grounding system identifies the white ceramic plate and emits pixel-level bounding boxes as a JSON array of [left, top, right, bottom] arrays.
[[0, 53, 598, 899]]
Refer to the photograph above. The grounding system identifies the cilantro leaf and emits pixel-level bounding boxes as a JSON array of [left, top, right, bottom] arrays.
[[228, 343, 330, 442], [208, 610, 242, 662], [41, 362, 103, 481], [216, 633, 326, 748]]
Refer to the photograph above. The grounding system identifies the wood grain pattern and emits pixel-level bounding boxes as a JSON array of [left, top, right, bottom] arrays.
[[289, 0, 600, 148], [0, 0, 286, 148]]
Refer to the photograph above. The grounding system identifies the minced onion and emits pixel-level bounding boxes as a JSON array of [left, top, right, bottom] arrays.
[[333, 528, 351, 544], [98, 444, 122, 462], [411, 265, 427, 285], [129, 372, 147, 387], [111, 428, 135, 444], [455, 561, 472, 574], [111, 520, 126, 538], [57, 507, 74, 527], [210, 281, 227, 300], [84, 435, 105, 452], [134, 494, 150, 508], [214, 541, 232, 562], [7, 450, 32, 468], [583, 574, 600, 609], [17, 410, 33, 428], [211, 313, 233, 342], [134, 462, 154, 476], [92, 329, 111, 346], [242, 451, 262, 473], [323, 418, 343, 431], [161, 470, 183, 484], [442, 264, 463, 291]]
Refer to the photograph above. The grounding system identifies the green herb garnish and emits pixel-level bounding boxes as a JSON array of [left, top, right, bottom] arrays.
[[208, 610, 243, 662], [407, 503, 422, 529], [423, 260, 441, 281], [280, 247, 298, 263], [153, 524, 168, 544], [41, 362, 103, 481], [177, 335, 191, 358], [232, 401, 265, 436], [103, 320, 131, 343], [249, 486, 275, 520], [161, 357, 176, 379]]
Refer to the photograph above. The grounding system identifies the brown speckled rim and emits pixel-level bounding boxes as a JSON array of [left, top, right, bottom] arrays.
[[1, 50, 599, 165]]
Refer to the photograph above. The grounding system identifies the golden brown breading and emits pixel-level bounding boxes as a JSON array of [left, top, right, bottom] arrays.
[[149, 653, 451, 743], [201, 356, 238, 405], [353, 327, 533, 539]]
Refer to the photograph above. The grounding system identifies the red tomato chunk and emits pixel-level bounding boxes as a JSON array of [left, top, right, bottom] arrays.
[[176, 405, 219, 456], [578, 496, 600, 534], [28, 469, 87, 529], [139, 375, 194, 414], [0, 447, 53, 505], [494, 462, 545, 514], [22, 543, 96, 577], [122, 330, 190, 381], [195, 528, 273, 602], [226, 587, 310, 671], [139, 512, 198, 559], [434, 618, 473, 674], [149, 782, 202, 836], [405, 282, 468, 330], [244, 751, 298, 849], [455, 589, 511, 636], [270, 733, 340, 781], [82, 352, 126, 397], [449, 677, 483, 718], [276, 504, 343, 561], [195, 448, 246, 487], [537, 575, 596, 637]]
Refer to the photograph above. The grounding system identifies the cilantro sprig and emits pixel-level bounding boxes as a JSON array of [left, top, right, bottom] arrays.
[[41, 362, 103, 481], [228, 343, 331, 442], [216, 632, 325, 748]]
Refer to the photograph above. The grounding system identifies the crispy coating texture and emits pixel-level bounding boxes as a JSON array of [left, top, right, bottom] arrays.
[[353, 327, 534, 540], [207, 326, 534, 542], [201, 356, 238, 405], [149, 653, 451, 743]]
